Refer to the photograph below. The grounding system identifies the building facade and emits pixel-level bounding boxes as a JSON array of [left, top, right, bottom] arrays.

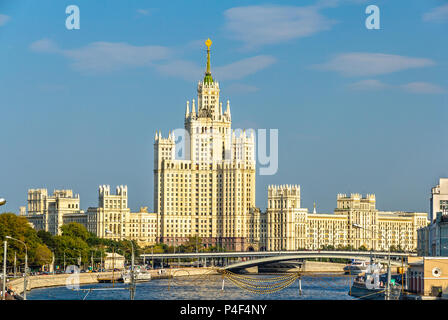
[[25, 188, 86, 235], [154, 39, 256, 251], [265, 185, 428, 252], [430, 178, 448, 222], [87, 185, 158, 247], [417, 212, 448, 256]]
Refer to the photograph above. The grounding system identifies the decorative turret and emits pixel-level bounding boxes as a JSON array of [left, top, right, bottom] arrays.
[[185, 101, 190, 118]]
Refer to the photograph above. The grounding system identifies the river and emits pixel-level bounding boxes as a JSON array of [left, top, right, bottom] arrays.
[[27, 274, 356, 300]]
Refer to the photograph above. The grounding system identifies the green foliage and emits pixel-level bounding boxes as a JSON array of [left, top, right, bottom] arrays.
[[0, 212, 50, 268], [35, 244, 53, 265], [61, 223, 91, 241], [37, 230, 55, 249]]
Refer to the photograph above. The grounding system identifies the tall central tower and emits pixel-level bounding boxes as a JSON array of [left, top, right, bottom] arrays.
[[154, 39, 256, 251]]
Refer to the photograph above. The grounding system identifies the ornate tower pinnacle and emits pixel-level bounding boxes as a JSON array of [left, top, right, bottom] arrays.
[[204, 38, 213, 84]]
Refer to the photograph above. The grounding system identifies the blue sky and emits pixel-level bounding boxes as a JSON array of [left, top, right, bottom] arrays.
[[0, 0, 447, 214]]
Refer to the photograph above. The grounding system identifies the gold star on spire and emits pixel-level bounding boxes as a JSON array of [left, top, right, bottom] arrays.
[[205, 38, 212, 49]]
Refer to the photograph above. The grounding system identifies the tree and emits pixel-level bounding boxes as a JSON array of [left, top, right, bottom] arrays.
[[37, 230, 55, 249], [0, 212, 51, 268], [61, 223, 91, 241], [183, 236, 202, 253], [35, 244, 53, 266]]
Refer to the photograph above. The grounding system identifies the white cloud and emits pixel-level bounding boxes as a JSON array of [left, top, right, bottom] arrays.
[[30, 39, 275, 80], [30, 38, 59, 53], [156, 60, 202, 81], [215, 56, 276, 80], [400, 82, 445, 94], [225, 83, 259, 94], [347, 79, 389, 91], [64, 42, 170, 72], [223, 5, 336, 48], [314, 52, 435, 76], [137, 9, 151, 16], [0, 14, 11, 26], [156, 56, 276, 81], [30, 39, 171, 73], [423, 4, 448, 23], [347, 79, 445, 94]]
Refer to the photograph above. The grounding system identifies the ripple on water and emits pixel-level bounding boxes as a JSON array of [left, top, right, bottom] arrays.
[[27, 274, 356, 300]]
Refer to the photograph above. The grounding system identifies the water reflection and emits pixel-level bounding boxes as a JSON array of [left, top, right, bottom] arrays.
[[27, 274, 355, 300]]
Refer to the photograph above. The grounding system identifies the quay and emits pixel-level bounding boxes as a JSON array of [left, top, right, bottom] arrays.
[[6, 267, 218, 296]]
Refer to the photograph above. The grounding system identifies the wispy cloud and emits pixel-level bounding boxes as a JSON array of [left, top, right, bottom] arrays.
[[0, 14, 11, 26], [314, 52, 435, 76], [223, 5, 336, 49], [225, 83, 260, 94], [30, 39, 171, 73], [137, 9, 151, 16], [215, 56, 276, 80], [156, 55, 276, 81], [30, 39, 275, 80], [347, 79, 445, 94], [423, 4, 448, 23], [347, 79, 389, 91], [155, 60, 202, 81], [400, 82, 445, 94]]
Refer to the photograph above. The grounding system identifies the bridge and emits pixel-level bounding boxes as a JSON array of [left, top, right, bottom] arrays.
[[140, 250, 414, 270]]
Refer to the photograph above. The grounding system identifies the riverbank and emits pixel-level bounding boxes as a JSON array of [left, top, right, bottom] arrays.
[[7, 267, 219, 295]]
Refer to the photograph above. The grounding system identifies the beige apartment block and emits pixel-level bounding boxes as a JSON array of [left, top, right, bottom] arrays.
[[26, 188, 85, 235], [266, 187, 428, 251], [87, 185, 158, 246], [154, 39, 256, 251]]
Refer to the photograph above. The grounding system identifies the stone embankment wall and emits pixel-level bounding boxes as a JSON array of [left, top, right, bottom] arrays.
[[302, 261, 346, 272], [7, 267, 218, 295]]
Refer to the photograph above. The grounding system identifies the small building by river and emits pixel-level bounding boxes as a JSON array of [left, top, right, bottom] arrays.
[[104, 252, 125, 270], [407, 257, 448, 297]]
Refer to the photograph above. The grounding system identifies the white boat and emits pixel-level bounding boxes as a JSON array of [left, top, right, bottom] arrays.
[[344, 260, 369, 275], [122, 269, 152, 283]]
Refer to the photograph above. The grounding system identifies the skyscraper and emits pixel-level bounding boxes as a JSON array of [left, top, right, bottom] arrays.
[[154, 39, 256, 251]]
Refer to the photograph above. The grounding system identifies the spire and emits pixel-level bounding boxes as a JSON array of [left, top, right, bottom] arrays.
[[226, 100, 231, 116], [185, 101, 190, 118], [313, 202, 317, 214], [203, 38, 213, 84], [192, 99, 196, 115]]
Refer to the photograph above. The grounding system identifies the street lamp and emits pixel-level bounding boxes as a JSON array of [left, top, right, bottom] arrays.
[[352, 223, 392, 300], [5, 236, 28, 300], [0, 198, 6, 206], [105, 229, 135, 300]]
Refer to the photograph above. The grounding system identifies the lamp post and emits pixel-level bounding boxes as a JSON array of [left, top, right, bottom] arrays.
[[5, 236, 28, 300], [105, 229, 135, 300], [2, 240, 6, 300], [352, 223, 391, 300], [1, 199, 6, 299]]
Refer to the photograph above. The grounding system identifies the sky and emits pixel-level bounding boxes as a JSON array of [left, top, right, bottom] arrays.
[[0, 0, 447, 215]]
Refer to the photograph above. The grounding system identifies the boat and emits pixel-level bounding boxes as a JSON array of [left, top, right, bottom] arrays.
[[97, 274, 123, 283], [349, 274, 402, 300], [122, 269, 152, 283], [349, 264, 404, 300], [344, 260, 369, 275]]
